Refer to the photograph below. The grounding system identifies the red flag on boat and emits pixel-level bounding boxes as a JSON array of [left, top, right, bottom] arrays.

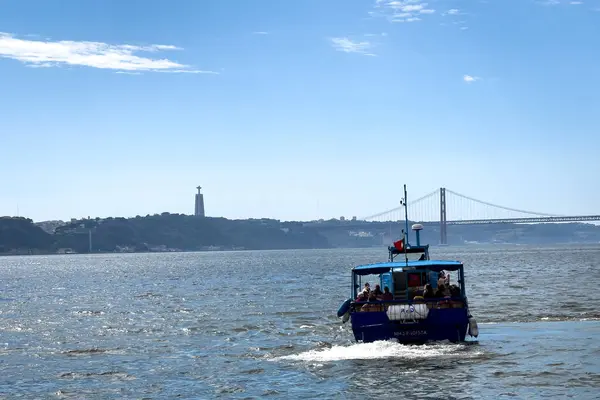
[[393, 238, 404, 252]]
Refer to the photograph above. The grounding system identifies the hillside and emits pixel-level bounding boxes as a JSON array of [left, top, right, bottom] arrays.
[[53, 213, 329, 253], [0, 214, 329, 254], [0, 214, 599, 255], [0, 217, 54, 254]]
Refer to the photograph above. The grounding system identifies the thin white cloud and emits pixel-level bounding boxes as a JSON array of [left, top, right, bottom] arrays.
[[0, 32, 217, 74], [330, 37, 374, 55], [439, 9, 469, 31], [463, 74, 481, 83], [538, 0, 591, 7], [253, 31, 269, 35], [402, 4, 425, 12], [373, 0, 436, 23]]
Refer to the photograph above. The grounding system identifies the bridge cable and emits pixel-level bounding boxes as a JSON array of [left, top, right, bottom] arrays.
[[361, 189, 439, 221], [445, 189, 564, 217]]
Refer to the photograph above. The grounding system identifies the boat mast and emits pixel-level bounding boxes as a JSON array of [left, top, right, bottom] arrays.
[[401, 184, 409, 266], [403, 184, 409, 244]]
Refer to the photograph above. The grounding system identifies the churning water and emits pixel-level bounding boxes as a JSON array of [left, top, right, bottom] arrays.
[[1, 245, 599, 399]]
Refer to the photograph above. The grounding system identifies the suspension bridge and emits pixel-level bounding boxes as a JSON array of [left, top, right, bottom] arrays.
[[304, 188, 600, 244]]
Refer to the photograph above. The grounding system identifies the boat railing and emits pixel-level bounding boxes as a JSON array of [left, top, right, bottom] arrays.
[[351, 297, 465, 312]]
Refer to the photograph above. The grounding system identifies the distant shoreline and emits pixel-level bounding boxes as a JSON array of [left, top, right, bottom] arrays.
[[2, 241, 599, 258], [2, 214, 600, 256]]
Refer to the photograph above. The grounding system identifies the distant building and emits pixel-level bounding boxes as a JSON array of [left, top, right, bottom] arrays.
[[340, 216, 346, 221], [194, 186, 205, 217]]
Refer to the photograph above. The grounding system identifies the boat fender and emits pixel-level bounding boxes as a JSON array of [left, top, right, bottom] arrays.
[[342, 311, 350, 324], [468, 316, 479, 338], [337, 298, 352, 318]]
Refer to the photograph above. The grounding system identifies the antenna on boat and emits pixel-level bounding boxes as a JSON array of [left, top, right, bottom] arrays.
[[400, 184, 409, 266], [403, 184, 409, 242]]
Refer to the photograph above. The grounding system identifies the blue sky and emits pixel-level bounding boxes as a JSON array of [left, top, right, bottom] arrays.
[[1, 0, 599, 222]]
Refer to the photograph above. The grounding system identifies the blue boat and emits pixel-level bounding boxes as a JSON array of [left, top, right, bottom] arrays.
[[337, 185, 479, 344]]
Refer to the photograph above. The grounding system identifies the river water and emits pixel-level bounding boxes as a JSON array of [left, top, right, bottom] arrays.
[[1, 245, 599, 399]]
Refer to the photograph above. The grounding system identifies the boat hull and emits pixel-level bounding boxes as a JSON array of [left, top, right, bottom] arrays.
[[350, 307, 469, 344]]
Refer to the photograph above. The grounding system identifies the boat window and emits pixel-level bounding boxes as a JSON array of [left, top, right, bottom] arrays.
[[356, 273, 381, 297], [392, 271, 406, 299], [407, 272, 422, 287]]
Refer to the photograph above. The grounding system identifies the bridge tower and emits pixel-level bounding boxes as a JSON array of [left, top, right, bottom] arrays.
[[440, 187, 447, 245]]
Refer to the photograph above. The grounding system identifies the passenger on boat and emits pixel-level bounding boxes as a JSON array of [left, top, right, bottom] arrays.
[[356, 291, 368, 302], [435, 283, 451, 297], [363, 283, 370, 294], [422, 283, 435, 298], [360, 293, 384, 312], [449, 284, 460, 297], [381, 286, 393, 300], [448, 284, 463, 307], [437, 272, 446, 287], [373, 284, 383, 298]]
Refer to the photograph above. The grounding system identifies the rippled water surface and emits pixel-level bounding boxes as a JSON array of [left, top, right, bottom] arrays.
[[1, 245, 599, 399]]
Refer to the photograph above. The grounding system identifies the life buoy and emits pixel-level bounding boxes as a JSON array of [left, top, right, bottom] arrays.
[[337, 298, 352, 317], [468, 316, 479, 337]]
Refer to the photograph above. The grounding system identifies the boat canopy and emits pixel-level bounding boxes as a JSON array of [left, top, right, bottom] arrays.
[[352, 260, 464, 276]]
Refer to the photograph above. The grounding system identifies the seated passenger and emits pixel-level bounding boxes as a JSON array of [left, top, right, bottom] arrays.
[[437, 272, 446, 288], [363, 283, 371, 294], [448, 284, 463, 308], [422, 283, 435, 298], [356, 291, 368, 302], [435, 283, 450, 297], [361, 293, 384, 312], [373, 284, 383, 298], [381, 286, 393, 300], [449, 284, 460, 297]]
